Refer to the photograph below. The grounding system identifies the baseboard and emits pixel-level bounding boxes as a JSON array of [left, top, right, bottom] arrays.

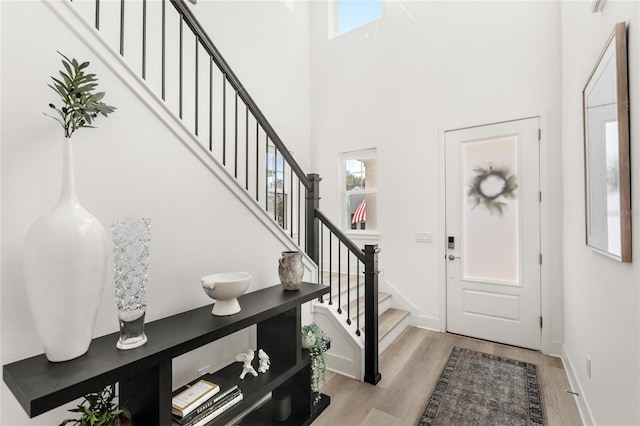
[[543, 340, 563, 358], [412, 314, 443, 332], [561, 345, 595, 426], [326, 352, 358, 381]]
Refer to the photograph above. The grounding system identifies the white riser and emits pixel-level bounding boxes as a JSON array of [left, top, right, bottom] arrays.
[[379, 313, 411, 354]]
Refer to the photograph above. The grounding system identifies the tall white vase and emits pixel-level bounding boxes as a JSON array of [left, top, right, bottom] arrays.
[[22, 137, 107, 362]]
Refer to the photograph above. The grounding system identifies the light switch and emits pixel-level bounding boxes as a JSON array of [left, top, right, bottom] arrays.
[[415, 233, 433, 243]]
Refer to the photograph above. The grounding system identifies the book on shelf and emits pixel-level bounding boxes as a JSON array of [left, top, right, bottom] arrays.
[[172, 374, 240, 424], [171, 377, 220, 418], [172, 388, 243, 426]]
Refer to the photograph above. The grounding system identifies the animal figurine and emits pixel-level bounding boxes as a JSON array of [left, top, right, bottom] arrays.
[[258, 349, 271, 373], [235, 349, 258, 379]]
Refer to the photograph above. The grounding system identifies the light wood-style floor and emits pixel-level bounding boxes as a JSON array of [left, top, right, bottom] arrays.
[[313, 327, 582, 426]]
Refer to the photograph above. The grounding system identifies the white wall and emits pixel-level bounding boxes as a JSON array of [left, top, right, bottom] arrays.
[[309, 1, 564, 349], [560, 2, 640, 424], [188, 0, 312, 172], [0, 1, 311, 424]]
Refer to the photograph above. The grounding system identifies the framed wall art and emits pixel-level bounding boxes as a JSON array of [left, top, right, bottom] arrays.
[[583, 21, 631, 262]]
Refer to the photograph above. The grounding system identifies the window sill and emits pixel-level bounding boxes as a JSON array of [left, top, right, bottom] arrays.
[[344, 231, 380, 241]]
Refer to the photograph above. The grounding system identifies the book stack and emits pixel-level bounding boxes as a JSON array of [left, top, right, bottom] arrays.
[[172, 374, 243, 426]]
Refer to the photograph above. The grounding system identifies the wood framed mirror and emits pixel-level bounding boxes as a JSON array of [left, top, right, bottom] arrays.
[[583, 21, 630, 262]]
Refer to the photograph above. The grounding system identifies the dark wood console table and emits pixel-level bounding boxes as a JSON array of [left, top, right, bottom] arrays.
[[3, 282, 330, 425]]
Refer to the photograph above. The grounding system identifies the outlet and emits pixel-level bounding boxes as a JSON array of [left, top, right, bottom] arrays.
[[197, 365, 210, 377], [415, 232, 433, 243], [586, 356, 591, 379]]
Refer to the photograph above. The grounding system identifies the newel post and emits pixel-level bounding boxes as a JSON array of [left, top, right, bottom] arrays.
[[364, 244, 381, 385], [305, 173, 321, 265]]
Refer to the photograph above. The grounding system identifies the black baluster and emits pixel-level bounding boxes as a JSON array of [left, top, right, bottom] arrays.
[[245, 106, 249, 190], [142, 0, 147, 79], [255, 122, 259, 202], [222, 76, 226, 165], [234, 92, 238, 178], [119, 0, 125, 56], [95, 0, 100, 29], [208, 57, 213, 151], [178, 18, 183, 119], [356, 261, 361, 336], [195, 38, 199, 135], [347, 252, 351, 325], [161, 0, 165, 100], [338, 242, 342, 315]]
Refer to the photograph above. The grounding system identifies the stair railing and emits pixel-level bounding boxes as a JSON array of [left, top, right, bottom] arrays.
[[73, 0, 380, 385], [314, 209, 381, 385]]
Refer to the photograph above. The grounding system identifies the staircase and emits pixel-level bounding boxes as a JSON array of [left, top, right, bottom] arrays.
[[54, 0, 412, 385], [312, 272, 410, 380], [328, 271, 409, 354]]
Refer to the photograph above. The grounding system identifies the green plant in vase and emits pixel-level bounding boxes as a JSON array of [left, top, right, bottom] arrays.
[[301, 323, 330, 404], [45, 51, 116, 137], [59, 384, 131, 426]]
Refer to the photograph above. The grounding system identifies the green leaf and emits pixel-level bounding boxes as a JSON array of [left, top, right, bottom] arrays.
[[59, 71, 72, 88], [51, 77, 68, 90], [62, 60, 73, 79], [79, 61, 90, 70], [76, 84, 98, 93]]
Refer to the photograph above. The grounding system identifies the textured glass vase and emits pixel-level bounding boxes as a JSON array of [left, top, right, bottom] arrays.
[[23, 137, 107, 362], [112, 218, 151, 350]]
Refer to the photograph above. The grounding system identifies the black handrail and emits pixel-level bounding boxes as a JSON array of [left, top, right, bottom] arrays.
[[314, 209, 365, 262], [170, 0, 311, 190]]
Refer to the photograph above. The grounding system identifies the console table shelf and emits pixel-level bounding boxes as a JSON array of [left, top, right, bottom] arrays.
[[3, 282, 329, 425]]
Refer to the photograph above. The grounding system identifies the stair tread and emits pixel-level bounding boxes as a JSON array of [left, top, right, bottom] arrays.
[[378, 308, 410, 341], [321, 272, 362, 292], [342, 292, 391, 316]]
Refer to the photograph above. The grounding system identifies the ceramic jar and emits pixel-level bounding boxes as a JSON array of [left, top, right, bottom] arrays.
[[278, 251, 303, 291]]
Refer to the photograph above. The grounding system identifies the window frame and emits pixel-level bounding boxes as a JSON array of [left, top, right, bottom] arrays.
[[340, 148, 379, 237], [328, 0, 382, 39]]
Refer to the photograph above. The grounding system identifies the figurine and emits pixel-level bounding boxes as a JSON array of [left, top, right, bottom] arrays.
[[235, 349, 258, 379], [258, 349, 270, 373]]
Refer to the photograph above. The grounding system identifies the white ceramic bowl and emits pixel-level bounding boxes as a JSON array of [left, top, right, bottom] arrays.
[[201, 272, 251, 316]]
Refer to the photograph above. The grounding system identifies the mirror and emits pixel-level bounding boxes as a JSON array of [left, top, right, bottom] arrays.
[[583, 22, 630, 262]]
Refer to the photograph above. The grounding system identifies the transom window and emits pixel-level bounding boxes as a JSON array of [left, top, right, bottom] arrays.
[[329, 0, 382, 38]]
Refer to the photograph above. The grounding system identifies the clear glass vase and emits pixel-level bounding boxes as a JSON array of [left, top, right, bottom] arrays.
[[112, 218, 151, 350]]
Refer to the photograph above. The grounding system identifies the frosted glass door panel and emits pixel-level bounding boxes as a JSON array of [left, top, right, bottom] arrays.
[[462, 136, 519, 284]]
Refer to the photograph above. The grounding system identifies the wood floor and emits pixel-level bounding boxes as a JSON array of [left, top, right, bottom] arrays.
[[313, 327, 582, 426]]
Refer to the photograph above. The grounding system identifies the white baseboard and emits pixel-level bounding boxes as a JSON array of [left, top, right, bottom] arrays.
[[412, 314, 443, 332], [543, 340, 563, 358], [561, 345, 595, 426], [326, 352, 358, 381]]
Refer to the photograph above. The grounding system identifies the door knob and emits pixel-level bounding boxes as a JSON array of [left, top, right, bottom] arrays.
[[448, 254, 461, 261]]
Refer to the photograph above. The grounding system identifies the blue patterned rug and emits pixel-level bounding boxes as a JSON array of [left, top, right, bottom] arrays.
[[418, 347, 546, 426]]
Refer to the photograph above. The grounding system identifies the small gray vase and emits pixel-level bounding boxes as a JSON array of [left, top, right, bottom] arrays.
[[278, 251, 303, 291]]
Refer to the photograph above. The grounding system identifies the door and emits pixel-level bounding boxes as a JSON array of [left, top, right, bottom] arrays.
[[445, 118, 541, 350]]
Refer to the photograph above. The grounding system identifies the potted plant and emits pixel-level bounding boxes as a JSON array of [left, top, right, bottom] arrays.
[[301, 323, 330, 404], [59, 384, 131, 426]]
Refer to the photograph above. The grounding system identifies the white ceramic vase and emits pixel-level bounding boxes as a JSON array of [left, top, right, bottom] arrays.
[[22, 137, 107, 362]]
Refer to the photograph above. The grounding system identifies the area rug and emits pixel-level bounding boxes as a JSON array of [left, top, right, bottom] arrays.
[[418, 347, 545, 426]]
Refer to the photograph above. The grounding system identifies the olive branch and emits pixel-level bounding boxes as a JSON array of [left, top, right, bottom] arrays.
[[45, 51, 116, 138]]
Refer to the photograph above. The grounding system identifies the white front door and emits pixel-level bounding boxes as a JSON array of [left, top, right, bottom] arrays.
[[445, 118, 541, 350]]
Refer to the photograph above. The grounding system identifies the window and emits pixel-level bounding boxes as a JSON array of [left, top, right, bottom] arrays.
[[329, 0, 382, 38], [267, 145, 287, 229], [342, 149, 377, 232]]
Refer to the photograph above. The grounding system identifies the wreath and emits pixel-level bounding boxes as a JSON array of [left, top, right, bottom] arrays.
[[467, 165, 517, 216]]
